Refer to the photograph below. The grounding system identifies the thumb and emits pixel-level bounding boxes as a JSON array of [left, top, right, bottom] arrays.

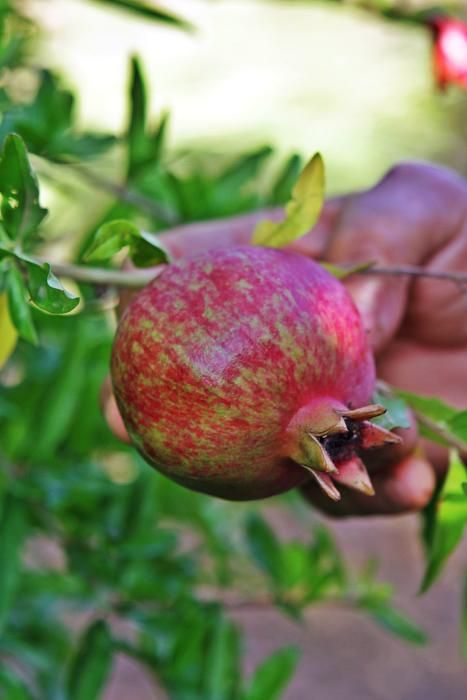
[[343, 275, 409, 354]]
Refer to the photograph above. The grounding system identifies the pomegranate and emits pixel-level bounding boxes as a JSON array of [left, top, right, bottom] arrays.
[[111, 245, 399, 501], [429, 15, 467, 91]]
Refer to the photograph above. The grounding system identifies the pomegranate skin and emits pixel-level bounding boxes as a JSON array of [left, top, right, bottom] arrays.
[[111, 245, 375, 500]]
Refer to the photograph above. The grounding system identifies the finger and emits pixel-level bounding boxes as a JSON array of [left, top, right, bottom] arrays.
[[323, 196, 411, 353], [377, 339, 467, 409], [402, 221, 467, 346], [322, 162, 467, 353], [301, 454, 436, 517], [100, 376, 131, 444]]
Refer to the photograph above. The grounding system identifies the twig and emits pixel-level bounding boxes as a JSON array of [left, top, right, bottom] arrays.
[[65, 163, 179, 225], [44, 259, 467, 290], [356, 264, 467, 287], [412, 409, 467, 459], [41, 260, 160, 288], [377, 380, 467, 458]]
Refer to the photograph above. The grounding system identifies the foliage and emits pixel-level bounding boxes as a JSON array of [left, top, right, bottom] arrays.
[[252, 153, 324, 248], [0, 1, 466, 698]]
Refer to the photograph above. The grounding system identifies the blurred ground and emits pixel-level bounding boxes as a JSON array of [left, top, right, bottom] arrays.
[[104, 513, 467, 700]]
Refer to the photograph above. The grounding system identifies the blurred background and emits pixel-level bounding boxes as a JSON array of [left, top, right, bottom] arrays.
[[0, 1, 466, 699]]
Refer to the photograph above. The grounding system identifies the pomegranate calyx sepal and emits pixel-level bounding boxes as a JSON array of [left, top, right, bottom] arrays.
[[360, 421, 403, 449], [309, 470, 341, 501], [336, 404, 387, 421], [332, 456, 375, 496]]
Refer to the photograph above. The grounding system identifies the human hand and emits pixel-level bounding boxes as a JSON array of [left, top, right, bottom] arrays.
[[102, 161, 467, 515]]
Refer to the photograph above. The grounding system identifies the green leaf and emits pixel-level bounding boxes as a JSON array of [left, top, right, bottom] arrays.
[[217, 146, 273, 194], [398, 391, 458, 424], [462, 571, 467, 661], [420, 451, 467, 593], [84, 219, 170, 266], [252, 152, 325, 248], [91, 0, 194, 31], [67, 620, 113, 700], [271, 154, 303, 205], [125, 56, 170, 179], [5, 264, 37, 344], [203, 612, 241, 700], [0, 72, 115, 162], [448, 411, 467, 443], [372, 389, 411, 430], [368, 604, 427, 645], [321, 260, 375, 280], [0, 495, 27, 633], [242, 646, 300, 700], [0, 667, 32, 700], [127, 56, 147, 178], [132, 230, 171, 267], [397, 390, 467, 448], [0, 290, 18, 368], [0, 133, 47, 244], [26, 260, 79, 314], [244, 513, 283, 588]]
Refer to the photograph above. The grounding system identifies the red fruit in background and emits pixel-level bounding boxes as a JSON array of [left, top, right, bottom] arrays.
[[429, 16, 467, 91], [111, 245, 398, 501]]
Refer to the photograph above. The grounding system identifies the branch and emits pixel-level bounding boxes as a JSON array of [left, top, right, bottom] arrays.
[[40, 260, 159, 288], [65, 163, 179, 225], [356, 263, 467, 287], [412, 410, 467, 459], [377, 380, 467, 458], [44, 259, 467, 290]]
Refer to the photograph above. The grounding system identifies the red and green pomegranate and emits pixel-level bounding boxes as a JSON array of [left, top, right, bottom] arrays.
[[111, 245, 399, 501]]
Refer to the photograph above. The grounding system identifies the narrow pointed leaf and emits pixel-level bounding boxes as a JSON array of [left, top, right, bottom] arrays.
[[92, 0, 195, 31], [5, 265, 37, 344], [242, 646, 300, 700], [245, 513, 283, 586], [448, 411, 467, 443], [252, 152, 324, 248], [397, 390, 467, 447], [0, 133, 47, 243], [203, 612, 241, 700], [271, 153, 303, 204], [0, 668, 32, 699], [463, 571, 467, 661], [368, 604, 427, 645], [127, 56, 147, 177], [67, 620, 113, 700], [0, 291, 18, 367], [420, 451, 467, 593], [0, 496, 27, 633], [321, 260, 375, 279], [217, 146, 273, 193]]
